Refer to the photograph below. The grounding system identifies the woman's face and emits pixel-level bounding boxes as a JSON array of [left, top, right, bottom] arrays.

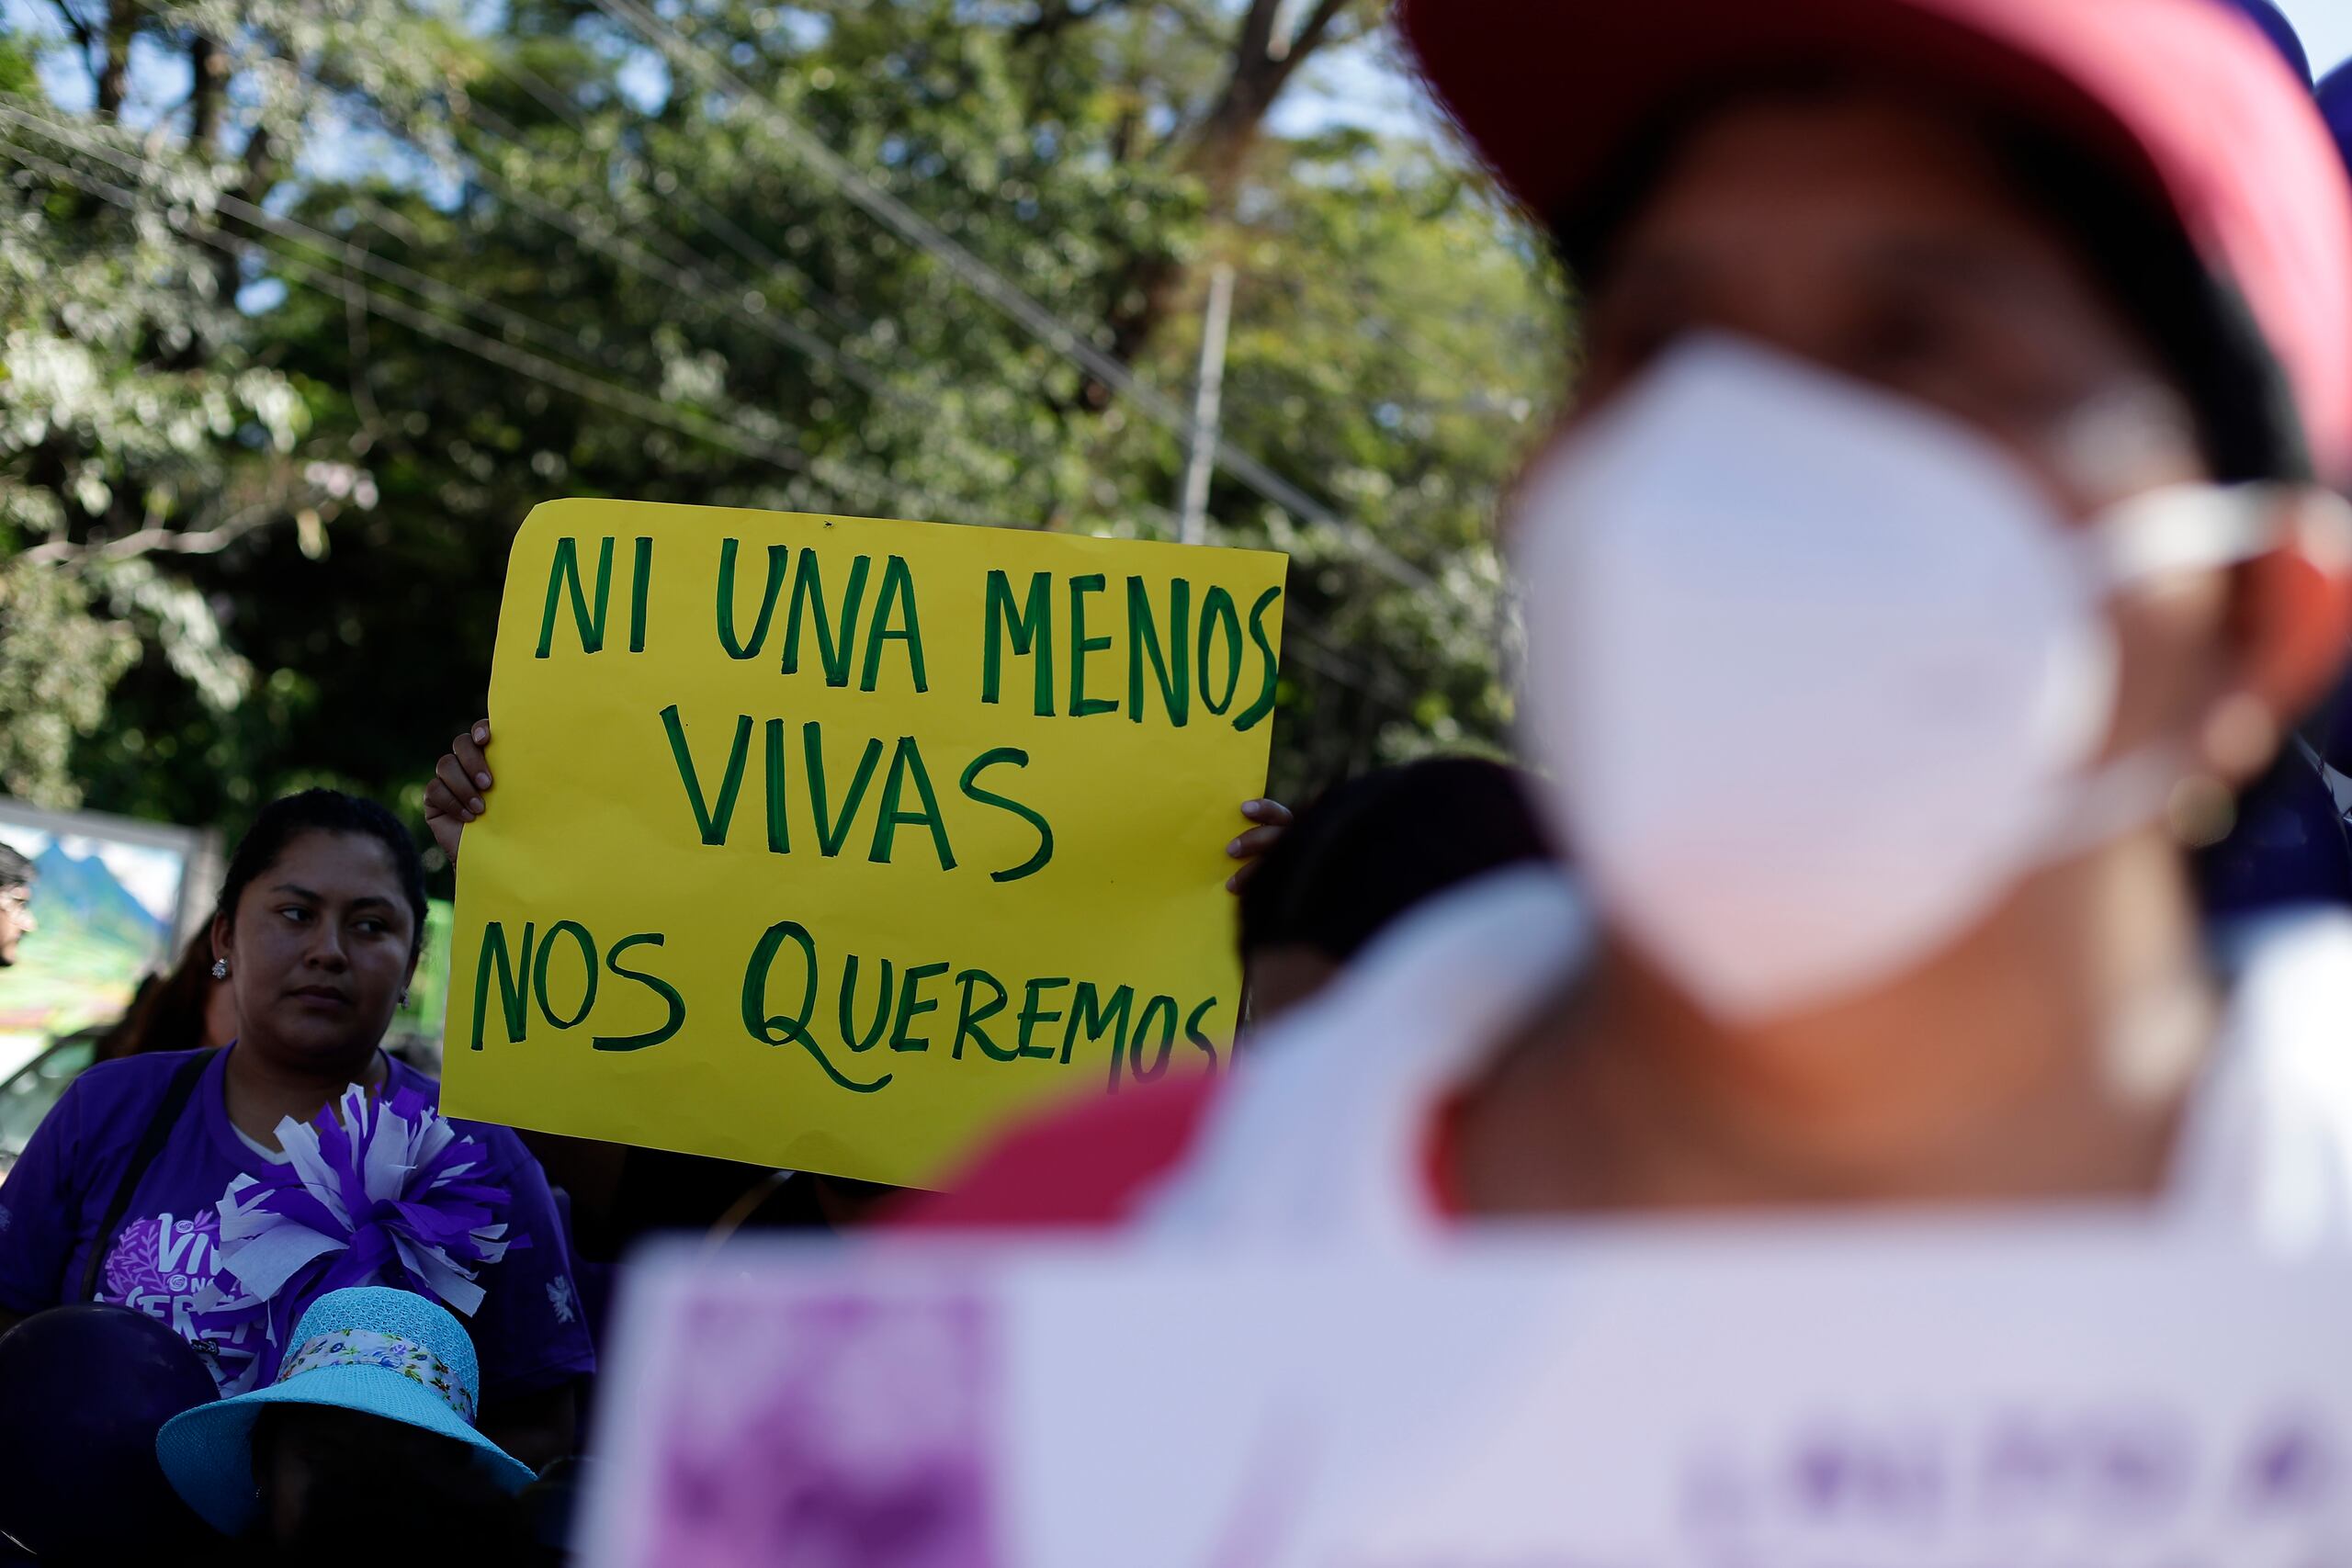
[[1561, 87, 2236, 773], [1573, 89, 2206, 512], [214, 830, 415, 1074]]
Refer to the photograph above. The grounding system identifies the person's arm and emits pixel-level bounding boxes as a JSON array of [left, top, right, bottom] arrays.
[[424, 719, 494, 864]]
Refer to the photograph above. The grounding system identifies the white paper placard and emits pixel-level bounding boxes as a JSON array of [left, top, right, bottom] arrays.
[[585, 1220, 2352, 1567]]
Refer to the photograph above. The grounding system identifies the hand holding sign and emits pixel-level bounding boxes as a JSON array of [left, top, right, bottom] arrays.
[[424, 721, 495, 860], [428, 722, 1294, 886], [442, 501, 1287, 1188]]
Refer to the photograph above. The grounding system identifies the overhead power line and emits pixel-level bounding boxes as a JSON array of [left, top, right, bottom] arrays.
[[6, 101, 1430, 716], [110, 0, 893, 401], [464, 39, 870, 336], [0, 130, 948, 511], [581, 0, 1469, 623], [1, 99, 602, 374], [376, 100, 893, 401], [0, 97, 1012, 523]]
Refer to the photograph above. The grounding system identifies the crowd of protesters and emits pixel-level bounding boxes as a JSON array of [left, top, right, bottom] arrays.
[[9, 0, 2352, 1560]]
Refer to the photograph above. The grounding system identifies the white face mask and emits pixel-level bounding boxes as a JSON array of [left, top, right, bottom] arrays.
[[1513, 335, 2273, 1022]]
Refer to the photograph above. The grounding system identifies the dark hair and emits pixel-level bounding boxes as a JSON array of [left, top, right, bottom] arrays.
[[1984, 119, 2300, 484], [1553, 71, 2303, 484], [1239, 758, 1555, 964], [96, 928, 224, 1061], [217, 790, 428, 960], [0, 840, 33, 891]]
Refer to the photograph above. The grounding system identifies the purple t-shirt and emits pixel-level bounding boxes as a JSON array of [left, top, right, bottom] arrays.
[[0, 1046, 594, 1402]]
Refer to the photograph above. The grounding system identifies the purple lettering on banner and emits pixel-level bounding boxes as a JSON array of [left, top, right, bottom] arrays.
[[1979, 1413, 2070, 1520], [1789, 1424, 1944, 1532], [2244, 1415, 2339, 1515], [2081, 1409, 2193, 1528], [639, 1291, 999, 1568]]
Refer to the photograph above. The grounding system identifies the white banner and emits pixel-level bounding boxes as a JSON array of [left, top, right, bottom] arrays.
[[586, 1222, 2352, 1567]]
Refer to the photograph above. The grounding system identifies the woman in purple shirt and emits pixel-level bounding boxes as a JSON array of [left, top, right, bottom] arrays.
[[0, 790, 592, 1471]]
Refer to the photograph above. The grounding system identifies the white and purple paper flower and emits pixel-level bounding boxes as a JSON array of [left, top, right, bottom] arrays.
[[191, 1085, 519, 1383]]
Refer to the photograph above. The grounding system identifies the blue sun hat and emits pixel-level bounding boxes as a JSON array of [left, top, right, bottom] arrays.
[[155, 1286, 536, 1537]]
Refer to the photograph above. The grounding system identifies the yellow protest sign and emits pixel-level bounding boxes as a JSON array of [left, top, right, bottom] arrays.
[[443, 500, 1286, 1189]]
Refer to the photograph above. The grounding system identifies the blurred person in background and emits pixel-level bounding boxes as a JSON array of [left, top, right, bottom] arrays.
[[916, 0, 2352, 1240], [1238, 758, 1554, 1022], [0, 790, 591, 1469], [0, 841, 36, 968], [95, 928, 242, 1062]]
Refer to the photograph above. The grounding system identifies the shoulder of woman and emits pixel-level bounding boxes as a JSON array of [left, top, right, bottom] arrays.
[[11, 1049, 213, 1193], [58, 1046, 213, 1126]]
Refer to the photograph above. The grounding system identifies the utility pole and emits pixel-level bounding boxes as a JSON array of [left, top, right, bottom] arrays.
[[1176, 264, 1236, 547]]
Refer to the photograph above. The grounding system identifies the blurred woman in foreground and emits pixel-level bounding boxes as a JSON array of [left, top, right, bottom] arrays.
[[917, 0, 2352, 1240]]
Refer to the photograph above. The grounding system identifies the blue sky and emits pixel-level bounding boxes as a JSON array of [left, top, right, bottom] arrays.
[[2280, 0, 2352, 77]]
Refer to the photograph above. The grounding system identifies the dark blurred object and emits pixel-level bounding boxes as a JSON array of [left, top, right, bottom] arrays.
[[526, 1139, 898, 1268], [2196, 744, 2352, 917], [1240, 759, 1555, 1021], [2214, 0, 2311, 83], [2317, 667, 2352, 780], [2323, 62, 2352, 172], [1240, 758, 1555, 964], [249, 1404, 537, 1568], [0, 1303, 218, 1563], [516, 1135, 899, 1447], [514, 1457, 590, 1563], [94, 927, 233, 1063]]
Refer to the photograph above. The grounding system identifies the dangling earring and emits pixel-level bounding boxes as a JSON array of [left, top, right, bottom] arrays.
[[210, 958, 229, 979], [2166, 774, 2238, 849]]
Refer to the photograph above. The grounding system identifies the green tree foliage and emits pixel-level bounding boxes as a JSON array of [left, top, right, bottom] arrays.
[[0, 0, 1562, 851], [0, 0, 444, 807]]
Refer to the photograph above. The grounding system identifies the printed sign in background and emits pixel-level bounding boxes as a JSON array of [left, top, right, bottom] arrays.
[[446, 500, 1285, 1187], [0, 799, 215, 1080]]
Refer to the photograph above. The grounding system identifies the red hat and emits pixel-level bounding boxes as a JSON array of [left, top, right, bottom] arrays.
[[1399, 0, 2352, 482]]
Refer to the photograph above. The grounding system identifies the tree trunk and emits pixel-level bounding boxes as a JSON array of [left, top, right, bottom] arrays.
[[1182, 0, 1303, 198], [206, 125, 280, 309], [1086, 0, 1357, 393], [190, 32, 221, 151], [96, 0, 135, 118]]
